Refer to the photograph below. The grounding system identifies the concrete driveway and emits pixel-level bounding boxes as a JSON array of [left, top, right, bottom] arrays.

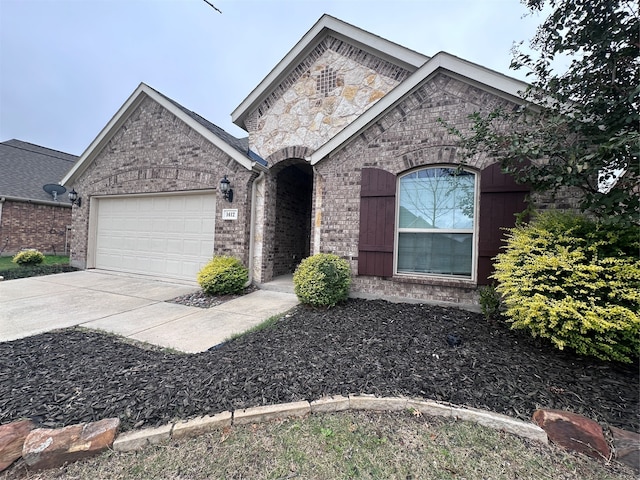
[[0, 270, 299, 353]]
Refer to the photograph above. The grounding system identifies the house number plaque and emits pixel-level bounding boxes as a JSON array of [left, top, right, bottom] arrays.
[[222, 209, 238, 220]]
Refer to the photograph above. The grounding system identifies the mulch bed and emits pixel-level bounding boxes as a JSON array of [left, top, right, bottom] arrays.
[[1, 298, 637, 433], [167, 285, 258, 308]]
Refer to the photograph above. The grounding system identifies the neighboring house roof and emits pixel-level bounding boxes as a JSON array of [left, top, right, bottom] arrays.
[[0, 139, 78, 205], [232, 14, 429, 130], [309, 51, 529, 164], [61, 83, 267, 186]]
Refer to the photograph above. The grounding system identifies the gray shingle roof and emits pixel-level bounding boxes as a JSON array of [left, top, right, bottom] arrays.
[[150, 87, 267, 167], [0, 140, 78, 203]]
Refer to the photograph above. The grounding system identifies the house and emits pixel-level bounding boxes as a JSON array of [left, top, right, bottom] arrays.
[[0, 139, 78, 256], [61, 15, 564, 306]]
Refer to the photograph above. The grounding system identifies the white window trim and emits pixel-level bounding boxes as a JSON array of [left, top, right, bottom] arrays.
[[393, 166, 479, 282]]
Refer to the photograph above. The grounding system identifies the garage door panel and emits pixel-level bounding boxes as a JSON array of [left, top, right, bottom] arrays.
[[94, 193, 216, 281], [181, 239, 202, 255], [167, 218, 184, 232]]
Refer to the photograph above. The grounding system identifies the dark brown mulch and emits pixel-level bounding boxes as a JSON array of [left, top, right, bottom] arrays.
[[167, 285, 258, 308], [0, 299, 637, 434]]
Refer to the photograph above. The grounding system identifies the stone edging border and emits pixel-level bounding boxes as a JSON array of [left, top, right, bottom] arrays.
[[113, 394, 548, 452]]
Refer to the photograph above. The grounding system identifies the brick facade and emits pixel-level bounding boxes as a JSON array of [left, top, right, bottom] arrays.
[[68, 96, 254, 269], [309, 73, 558, 306], [65, 17, 579, 306], [0, 200, 71, 256]]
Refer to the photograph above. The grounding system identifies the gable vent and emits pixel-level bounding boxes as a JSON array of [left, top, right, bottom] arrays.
[[317, 67, 337, 97]]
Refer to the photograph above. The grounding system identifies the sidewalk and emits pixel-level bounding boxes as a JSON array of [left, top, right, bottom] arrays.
[[0, 270, 299, 353]]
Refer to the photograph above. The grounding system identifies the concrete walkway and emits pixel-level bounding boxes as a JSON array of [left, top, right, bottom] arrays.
[[0, 270, 299, 353]]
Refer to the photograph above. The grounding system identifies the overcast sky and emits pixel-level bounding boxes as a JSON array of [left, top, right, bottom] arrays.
[[0, 0, 546, 156]]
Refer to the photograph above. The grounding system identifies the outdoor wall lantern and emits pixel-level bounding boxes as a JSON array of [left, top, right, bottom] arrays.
[[68, 188, 81, 207], [220, 175, 233, 202]]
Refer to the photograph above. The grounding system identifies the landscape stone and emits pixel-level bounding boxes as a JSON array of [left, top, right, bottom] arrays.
[[233, 401, 310, 425], [310, 396, 350, 413], [451, 406, 547, 444], [349, 395, 407, 411], [406, 399, 547, 444], [0, 420, 35, 472], [172, 412, 232, 440], [533, 409, 610, 460], [22, 418, 119, 470], [406, 399, 454, 419], [112, 423, 172, 452], [610, 426, 640, 472]]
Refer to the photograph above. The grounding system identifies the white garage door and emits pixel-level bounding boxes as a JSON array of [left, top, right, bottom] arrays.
[[94, 193, 215, 281]]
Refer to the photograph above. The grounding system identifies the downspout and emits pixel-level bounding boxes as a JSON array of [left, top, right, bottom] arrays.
[[0, 198, 5, 255], [244, 170, 265, 287]]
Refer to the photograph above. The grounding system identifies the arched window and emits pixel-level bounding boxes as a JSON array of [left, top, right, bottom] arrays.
[[396, 167, 477, 278]]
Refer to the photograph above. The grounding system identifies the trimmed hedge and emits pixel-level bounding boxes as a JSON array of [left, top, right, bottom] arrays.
[[0, 265, 77, 280], [492, 210, 640, 363], [197, 256, 248, 295], [293, 253, 351, 307]]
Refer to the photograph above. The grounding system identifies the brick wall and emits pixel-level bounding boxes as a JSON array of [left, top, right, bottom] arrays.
[[313, 72, 575, 306], [0, 200, 71, 255], [0, 200, 71, 256], [68, 95, 254, 269]]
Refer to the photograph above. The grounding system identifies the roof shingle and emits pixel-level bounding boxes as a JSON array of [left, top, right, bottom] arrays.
[[0, 140, 78, 203]]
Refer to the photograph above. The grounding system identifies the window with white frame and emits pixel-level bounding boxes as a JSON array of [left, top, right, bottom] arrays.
[[397, 167, 477, 278]]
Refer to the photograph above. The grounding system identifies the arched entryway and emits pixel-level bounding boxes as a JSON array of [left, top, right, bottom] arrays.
[[271, 160, 313, 278]]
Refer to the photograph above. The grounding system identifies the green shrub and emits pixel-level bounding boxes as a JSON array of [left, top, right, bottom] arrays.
[[293, 253, 351, 307], [197, 256, 248, 295], [478, 284, 501, 320], [12, 249, 45, 266], [0, 264, 77, 280], [492, 210, 640, 363]]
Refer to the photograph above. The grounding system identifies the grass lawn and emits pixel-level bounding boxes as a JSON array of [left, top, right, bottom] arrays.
[[0, 255, 69, 271], [6, 411, 634, 479]]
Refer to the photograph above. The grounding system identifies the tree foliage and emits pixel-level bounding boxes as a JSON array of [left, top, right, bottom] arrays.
[[457, 0, 639, 227]]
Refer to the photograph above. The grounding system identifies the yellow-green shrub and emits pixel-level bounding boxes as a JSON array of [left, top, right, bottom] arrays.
[[197, 256, 248, 295], [12, 249, 45, 266], [492, 211, 640, 363], [293, 253, 351, 307]]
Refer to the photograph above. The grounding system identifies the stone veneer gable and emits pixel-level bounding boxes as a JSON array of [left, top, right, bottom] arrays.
[[247, 35, 412, 161]]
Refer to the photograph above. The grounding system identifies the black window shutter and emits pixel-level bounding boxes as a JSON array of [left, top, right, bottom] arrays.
[[358, 168, 396, 277]]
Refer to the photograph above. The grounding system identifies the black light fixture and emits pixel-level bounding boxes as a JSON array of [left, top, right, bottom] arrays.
[[68, 188, 81, 207], [220, 175, 233, 202]]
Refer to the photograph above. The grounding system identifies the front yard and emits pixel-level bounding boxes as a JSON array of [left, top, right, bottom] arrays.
[[0, 255, 76, 280]]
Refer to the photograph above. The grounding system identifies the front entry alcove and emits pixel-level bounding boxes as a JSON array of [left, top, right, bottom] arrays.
[[269, 160, 313, 279]]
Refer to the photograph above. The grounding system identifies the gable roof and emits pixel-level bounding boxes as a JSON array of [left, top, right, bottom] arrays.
[[309, 51, 529, 164], [0, 139, 78, 205], [61, 83, 266, 186], [231, 14, 429, 130]]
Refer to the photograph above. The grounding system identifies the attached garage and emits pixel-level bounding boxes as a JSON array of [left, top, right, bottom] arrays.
[[89, 192, 215, 281]]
